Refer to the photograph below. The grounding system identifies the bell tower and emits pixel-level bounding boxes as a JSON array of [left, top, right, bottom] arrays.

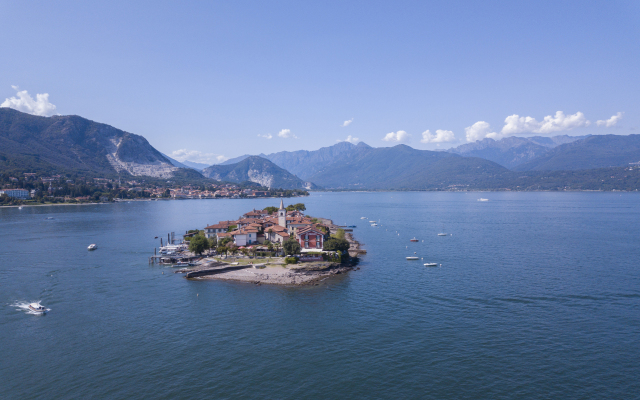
[[278, 199, 287, 228]]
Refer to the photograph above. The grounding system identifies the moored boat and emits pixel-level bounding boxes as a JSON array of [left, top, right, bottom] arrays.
[[424, 263, 438, 267], [477, 198, 489, 202], [437, 233, 447, 236], [410, 238, 419, 242], [87, 244, 97, 251], [406, 256, 419, 260]]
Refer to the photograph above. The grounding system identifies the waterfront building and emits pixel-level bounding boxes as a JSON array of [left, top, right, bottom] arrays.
[[295, 226, 325, 249], [0, 189, 30, 199]]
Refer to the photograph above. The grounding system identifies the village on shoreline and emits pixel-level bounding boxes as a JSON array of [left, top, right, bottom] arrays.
[[151, 200, 366, 286]]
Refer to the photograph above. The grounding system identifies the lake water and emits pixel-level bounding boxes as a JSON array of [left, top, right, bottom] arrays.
[[1, 192, 639, 399]]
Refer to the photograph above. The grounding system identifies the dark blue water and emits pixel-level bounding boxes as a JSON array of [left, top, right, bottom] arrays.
[[2, 192, 639, 399]]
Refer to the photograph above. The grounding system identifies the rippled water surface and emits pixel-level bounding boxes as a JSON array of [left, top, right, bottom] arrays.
[[1, 192, 639, 399]]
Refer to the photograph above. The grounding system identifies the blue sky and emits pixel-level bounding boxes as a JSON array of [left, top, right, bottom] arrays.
[[1, 0, 638, 164]]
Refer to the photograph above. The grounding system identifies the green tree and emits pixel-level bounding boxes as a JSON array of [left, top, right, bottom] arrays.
[[217, 245, 228, 257], [208, 235, 217, 249], [323, 238, 350, 252], [263, 206, 278, 215], [333, 228, 345, 240], [189, 235, 208, 255], [283, 237, 301, 255], [286, 203, 306, 212]]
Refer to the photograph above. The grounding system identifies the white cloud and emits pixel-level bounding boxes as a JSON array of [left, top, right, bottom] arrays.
[[1, 85, 57, 116], [465, 121, 502, 142], [342, 118, 353, 127], [596, 112, 623, 127], [277, 129, 297, 139], [337, 135, 360, 144], [258, 133, 273, 139], [382, 130, 411, 142], [501, 111, 590, 135], [421, 129, 456, 143], [171, 149, 228, 165]]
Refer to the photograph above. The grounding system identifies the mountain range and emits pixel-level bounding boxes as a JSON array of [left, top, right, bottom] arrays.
[[2, 108, 639, 191], [0, 108, 183, 178], [201, 156, 318, 189]]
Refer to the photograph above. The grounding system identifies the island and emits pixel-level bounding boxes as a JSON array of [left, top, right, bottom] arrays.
[[153, 200, 365, 285]]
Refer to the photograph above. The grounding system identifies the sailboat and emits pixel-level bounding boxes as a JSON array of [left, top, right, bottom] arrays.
[[438, 224, 447, 236]]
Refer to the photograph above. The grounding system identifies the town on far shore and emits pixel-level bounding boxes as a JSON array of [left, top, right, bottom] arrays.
[[0, 172, 308, 206], [152, 200, 366, 285]]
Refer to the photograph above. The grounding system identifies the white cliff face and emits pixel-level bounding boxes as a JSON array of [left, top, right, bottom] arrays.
[[105, 138, 178, 178], [247, 169, 274, 188]]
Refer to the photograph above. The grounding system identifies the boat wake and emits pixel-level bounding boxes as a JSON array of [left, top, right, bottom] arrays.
[[12, 301, 50, 315]]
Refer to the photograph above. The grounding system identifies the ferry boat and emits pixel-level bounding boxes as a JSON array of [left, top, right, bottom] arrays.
[[87, 244, 97, 251], [410, 238, 419, 242], [424, 263, 438, 267], [406, 256, 419, 260], [28, 303, 47, 314]]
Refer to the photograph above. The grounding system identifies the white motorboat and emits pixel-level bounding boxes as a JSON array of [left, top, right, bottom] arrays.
[[477, 198, 489, 202], [28, 303, 47, 314], [371, 223, 377, 226], [438, 233, 447, 236], [87, 244, 97, 251], [369, 220, 376, 223], [406, 256, 419, 260], [360, 217, 367, 219], [424, 263, 438, 267]]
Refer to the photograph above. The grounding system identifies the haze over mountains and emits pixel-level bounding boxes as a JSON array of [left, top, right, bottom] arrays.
[[2, 109, 639, 191]]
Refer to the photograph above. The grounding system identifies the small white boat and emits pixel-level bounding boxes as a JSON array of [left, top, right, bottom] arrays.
[[406, 256, 419, 260], [438, 233, 447, 236], [18, 206, 23, 210], [477, 198, 489, 202], [424, 263, 438, 267], [410, 238, 419, 242], [28, 303, 47, 314], [87, 244, 97, 251], [371, 223, 377, 226], [360, 217, 367, 219], [369, 220, 376, 223]]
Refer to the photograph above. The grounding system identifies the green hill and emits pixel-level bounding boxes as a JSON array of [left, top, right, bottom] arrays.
[[0, 108, 189, 178]]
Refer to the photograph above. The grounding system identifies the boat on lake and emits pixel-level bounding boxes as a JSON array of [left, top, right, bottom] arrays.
[[87, 244, 97, 251], [28, 303, 47, 314], [371, 223, 377, 226], [477, 198, 489, 202], [406, 256, 419, 260], [410, 238, 419, 242], [438, 233, 447, 236], [424, 263, 438, 267]]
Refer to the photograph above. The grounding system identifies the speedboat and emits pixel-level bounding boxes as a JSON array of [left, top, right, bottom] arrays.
[[410, 238, 419, 242], [88, 244, 97, 251], [424, 263, 438, 267], [477, 198, 489, 202], [28, 303, 47, 314], [406, 256, 419, 260]]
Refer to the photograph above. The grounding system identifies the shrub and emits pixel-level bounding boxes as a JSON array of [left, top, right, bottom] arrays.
[[284, 256, 298, 264]]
